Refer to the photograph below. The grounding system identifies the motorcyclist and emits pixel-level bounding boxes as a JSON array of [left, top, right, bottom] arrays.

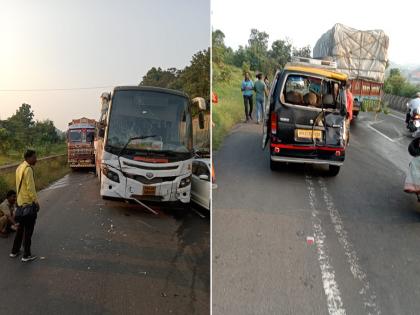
[[406, 92, 420, 124]]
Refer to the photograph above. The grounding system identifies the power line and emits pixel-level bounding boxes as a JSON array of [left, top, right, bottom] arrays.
[[0, 85, 116, 92]]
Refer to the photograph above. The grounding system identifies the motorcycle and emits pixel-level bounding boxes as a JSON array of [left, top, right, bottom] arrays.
[[404, 136, 420, 201], [406, 106, 420, 136]]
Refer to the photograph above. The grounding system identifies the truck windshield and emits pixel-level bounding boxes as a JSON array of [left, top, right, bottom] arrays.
[[69, 130, 82, 142], [282, 74, 344, 110], [106, 90, 192, 156]]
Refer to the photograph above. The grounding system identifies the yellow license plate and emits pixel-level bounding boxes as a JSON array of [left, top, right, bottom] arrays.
[[296, 129, 322, 139], [143, 186, 156, 196]]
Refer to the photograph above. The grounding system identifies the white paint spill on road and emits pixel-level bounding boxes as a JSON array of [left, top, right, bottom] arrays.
[[318, 178, 381, 315], [306, 176, 346, 315], [42, 174, 70, 191]]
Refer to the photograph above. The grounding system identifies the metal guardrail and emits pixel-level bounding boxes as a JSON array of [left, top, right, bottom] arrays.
[[383, 94, 411, 113], [0, 153, 67, 174]]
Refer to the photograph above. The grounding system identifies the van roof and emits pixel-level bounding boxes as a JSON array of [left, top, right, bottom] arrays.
[[284, 65, 348, 81], [113, 86, 189, 98]]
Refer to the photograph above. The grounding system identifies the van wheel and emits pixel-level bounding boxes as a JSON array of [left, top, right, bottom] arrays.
[[327, 165, 340, 176], [270, 159, 286, 171], [270, 159, 280, 171]]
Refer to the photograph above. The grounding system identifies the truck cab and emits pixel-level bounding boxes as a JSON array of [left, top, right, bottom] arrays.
[[67, 117, 96, 169], [262, 57, 349, 176]]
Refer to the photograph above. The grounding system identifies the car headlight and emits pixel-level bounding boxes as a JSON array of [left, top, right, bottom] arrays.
[[179, 176, 191, 188], [102, 165, 120, 183]]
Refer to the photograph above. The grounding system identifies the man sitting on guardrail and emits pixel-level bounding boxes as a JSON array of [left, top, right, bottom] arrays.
[[0, 190, 19, 236]]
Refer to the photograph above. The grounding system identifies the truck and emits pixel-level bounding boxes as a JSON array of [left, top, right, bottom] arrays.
[[94, 86, 206, 212], [313, 23, 389, 117], [67, 117, 96, 169]]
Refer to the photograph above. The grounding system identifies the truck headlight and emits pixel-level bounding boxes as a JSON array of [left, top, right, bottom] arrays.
[[179, 176, 191, 188], [102, 165, 120, 183]]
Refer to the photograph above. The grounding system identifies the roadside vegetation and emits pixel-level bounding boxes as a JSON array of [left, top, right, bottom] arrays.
[[139, 48, 210, 101], [0, 103, 68, 200], [384, 68, 420, 98], [212, 29, 311, 150], [0, 103, 66, 166], [0, 155, 69, 200]]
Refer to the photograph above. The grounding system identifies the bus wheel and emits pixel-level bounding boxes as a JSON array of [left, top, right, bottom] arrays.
[[327, 165, 340, 176]]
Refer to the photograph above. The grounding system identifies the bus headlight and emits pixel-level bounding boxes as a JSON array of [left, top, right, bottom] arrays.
[[102, 165, 120, 183], [179, 176, 191, 188]]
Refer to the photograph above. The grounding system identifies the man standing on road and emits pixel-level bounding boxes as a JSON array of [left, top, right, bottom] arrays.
[[0, 190, 19, 236], [10, 150, 39, 262], [346, 82, 354, 122], [406, 92, 420, 123], [241, 72, 254, 122], [254, 73, 268, 124]]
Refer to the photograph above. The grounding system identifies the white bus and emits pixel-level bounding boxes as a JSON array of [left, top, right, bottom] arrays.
[[95, 86, 206, 212]]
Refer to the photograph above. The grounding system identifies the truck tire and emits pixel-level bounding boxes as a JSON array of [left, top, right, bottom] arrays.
[[327, 165, 340, 176]]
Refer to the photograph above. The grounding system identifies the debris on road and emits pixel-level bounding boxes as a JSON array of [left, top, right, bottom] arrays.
[[306, 236, 315, 245]]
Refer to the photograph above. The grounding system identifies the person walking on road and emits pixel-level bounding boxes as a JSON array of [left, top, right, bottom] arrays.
[[254, 73, 268, 124], [241, 72, 254, 122], [0, 190, 19, 236], [10, 150, 40, 262]]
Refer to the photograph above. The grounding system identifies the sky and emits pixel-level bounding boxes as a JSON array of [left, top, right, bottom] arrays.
[[0, 0, 210, 130], [212, 0, 418, 66]]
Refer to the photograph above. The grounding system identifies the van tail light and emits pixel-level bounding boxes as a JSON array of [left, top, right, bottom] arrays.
[[211, 162, 216, 183], [271, 112, 277, 135]]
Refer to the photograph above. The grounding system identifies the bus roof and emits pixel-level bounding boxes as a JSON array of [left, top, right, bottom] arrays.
[[113, 86, 189, 98], [284, 65, 348, 81]]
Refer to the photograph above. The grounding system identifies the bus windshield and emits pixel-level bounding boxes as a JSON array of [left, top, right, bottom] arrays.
[[106, 90, 192, 155]]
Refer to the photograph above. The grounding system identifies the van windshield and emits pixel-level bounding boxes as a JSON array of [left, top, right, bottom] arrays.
[[282, 74, 345, 110]]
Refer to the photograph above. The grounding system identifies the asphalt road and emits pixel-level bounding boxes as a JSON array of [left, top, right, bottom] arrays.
[[213, 110, 420, 315], [0, 171, 209, 315]]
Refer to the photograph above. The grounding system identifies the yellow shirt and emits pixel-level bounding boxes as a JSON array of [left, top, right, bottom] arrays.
[[16, 161, 38, 206]]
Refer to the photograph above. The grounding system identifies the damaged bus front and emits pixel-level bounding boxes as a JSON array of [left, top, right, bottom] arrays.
[[95, 86, 206, 210]]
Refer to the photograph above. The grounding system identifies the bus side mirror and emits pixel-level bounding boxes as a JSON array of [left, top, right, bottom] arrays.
[[199, 112, 205, 129], [98, 128, 105, 138], [192, 97, 206, 111]]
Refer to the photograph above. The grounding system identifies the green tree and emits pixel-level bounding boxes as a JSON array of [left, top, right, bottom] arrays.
[[292, 45, 312, 58], [269, 39, 292, 70], [139, 67, 181, 88], [178, 49, 210, 100], [5, 103, 36, 149]]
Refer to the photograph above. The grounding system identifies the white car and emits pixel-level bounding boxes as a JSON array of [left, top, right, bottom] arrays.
[[191, 158, 214, 210]]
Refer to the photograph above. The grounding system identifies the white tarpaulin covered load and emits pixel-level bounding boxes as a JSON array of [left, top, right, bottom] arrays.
[[313, 23, 389, 82]]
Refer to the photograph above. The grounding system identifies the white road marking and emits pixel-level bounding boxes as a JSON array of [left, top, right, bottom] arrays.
[[388, 113, 405, 122], [319, 179, 381, 315], [367, 123, 395, 143], [306, 176, 346, 315]]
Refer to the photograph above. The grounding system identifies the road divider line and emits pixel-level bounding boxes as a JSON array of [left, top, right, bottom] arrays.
[[319, 179, 381, 315], [367, 123, 395, 143], [388, 113, 405, 122], [306, 176, 346, 315]]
